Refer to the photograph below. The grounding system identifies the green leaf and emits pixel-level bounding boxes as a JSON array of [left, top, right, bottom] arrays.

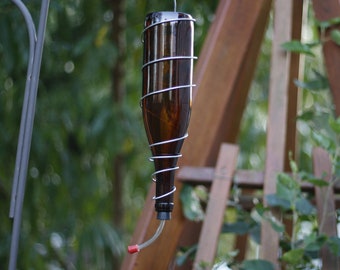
[[327, 237, 340, 256], [253, 204, 284, 233], [297, 110, 315, 121], [331, 29, 340, 45], [304, 233, 327, 252], [180, 184, 205, 221], [268, 215, 285, 233], [249, 224, 261, 244], [258, 210, 285, 233], [254, 203, 268, 217], [312, 131, 335, 151], [281, 40, 315, 56], [222, 221, 251, 235], [289, 157, 299, 174], [289, 151, 299, 174], [176, 245, 197, 266], [265, 194, 291, 210], [294, 77, 328, 92], [282, 249, 304, 265], [194, 185, 209, 202], [276, 173, 300, 201], [241, 259, 275, 270], [303, 177, 329, 187], [295, 197, 315, 215], [329, 116, 340, 133], [317, 17, 340, 29]]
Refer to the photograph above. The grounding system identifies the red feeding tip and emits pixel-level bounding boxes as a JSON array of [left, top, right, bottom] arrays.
[[128, 245, 140, 254]]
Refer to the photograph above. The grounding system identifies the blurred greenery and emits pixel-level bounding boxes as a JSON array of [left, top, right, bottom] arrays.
[[0, 0, 218, 269]]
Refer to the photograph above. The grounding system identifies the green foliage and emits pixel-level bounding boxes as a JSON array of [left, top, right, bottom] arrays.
[[240, 259, 275, 270], [180, 184, 206, 222], [330, 29, 340, 45], [281, 40, 317, 56], [176, 244, 198, 267], [315, 16, 340, 31], [294, 71, 329, 92], [1, 0, 220, 268]]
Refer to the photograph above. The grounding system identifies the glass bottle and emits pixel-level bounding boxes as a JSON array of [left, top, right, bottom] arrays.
[[142, 12, 195, 220]]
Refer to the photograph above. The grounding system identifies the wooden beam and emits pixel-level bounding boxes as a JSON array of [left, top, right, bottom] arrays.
[[177, 166, 315, 190], [193, 144, 239, 268], [234, 234, 248, 262], [185, 0, 272, 167], [284, 0, 303, 171], [179, 166, 264, 188], [261, 0, 303, 267], [312, 0, 340, 116], [313, 147, 340, 269]]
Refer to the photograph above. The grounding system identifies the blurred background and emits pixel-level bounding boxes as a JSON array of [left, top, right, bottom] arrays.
[[0, 0, 332, 269]]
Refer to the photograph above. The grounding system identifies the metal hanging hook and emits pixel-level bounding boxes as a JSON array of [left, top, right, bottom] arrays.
[[8, 1, 50, 270], [174, 0, 177, 11]]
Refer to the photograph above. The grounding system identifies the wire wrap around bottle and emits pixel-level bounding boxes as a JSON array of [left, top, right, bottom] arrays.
[[142, 11, 195, 219]]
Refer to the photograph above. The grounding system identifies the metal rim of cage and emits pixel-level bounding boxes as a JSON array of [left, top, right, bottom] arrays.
[[141, 17, 196, 43], [142, 17, 196, 40]]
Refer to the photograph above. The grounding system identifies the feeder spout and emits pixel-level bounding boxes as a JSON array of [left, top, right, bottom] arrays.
[[127, 220, 166, 254]]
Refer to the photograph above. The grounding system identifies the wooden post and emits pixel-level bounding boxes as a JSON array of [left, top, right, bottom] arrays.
[[261, 0, 303, 268], [312, 0, 340, 116], [313, 147, 340, 270], [193, 144, 239, 268], [187, 0, 272, 167]]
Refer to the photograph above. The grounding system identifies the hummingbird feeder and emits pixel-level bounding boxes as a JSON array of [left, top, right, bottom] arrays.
[[128, 1, 195, 254]]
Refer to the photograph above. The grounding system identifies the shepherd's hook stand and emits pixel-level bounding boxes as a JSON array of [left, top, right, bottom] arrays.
[[8, 1, 50, 269]]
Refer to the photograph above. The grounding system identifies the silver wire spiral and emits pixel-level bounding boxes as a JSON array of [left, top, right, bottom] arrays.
[[128, 6, 196, 253], [141, 15, 196, 202], [140, 86, 194, 201]]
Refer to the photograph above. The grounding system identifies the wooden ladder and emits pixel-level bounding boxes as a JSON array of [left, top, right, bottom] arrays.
[[121, 0, 340, 269]]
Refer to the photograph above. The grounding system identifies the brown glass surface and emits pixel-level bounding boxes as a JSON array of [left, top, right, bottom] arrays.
[[142, 12, 194, 218]]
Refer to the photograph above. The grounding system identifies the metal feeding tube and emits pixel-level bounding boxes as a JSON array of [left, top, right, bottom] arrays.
[[128, 11, 195, 253]]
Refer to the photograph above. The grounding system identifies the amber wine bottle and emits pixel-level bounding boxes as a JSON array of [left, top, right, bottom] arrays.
[[141, 12, 194, 220]]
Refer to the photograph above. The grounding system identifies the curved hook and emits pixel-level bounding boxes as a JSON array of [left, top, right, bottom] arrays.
[[9, 0, 37, 218], [8, 1, 50, 270], [174, 0, 177, 12]]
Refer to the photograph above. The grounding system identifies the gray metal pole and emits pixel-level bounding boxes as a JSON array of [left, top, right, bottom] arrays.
[[9, 0, 37, 220], [8, 1, 50, 269]]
